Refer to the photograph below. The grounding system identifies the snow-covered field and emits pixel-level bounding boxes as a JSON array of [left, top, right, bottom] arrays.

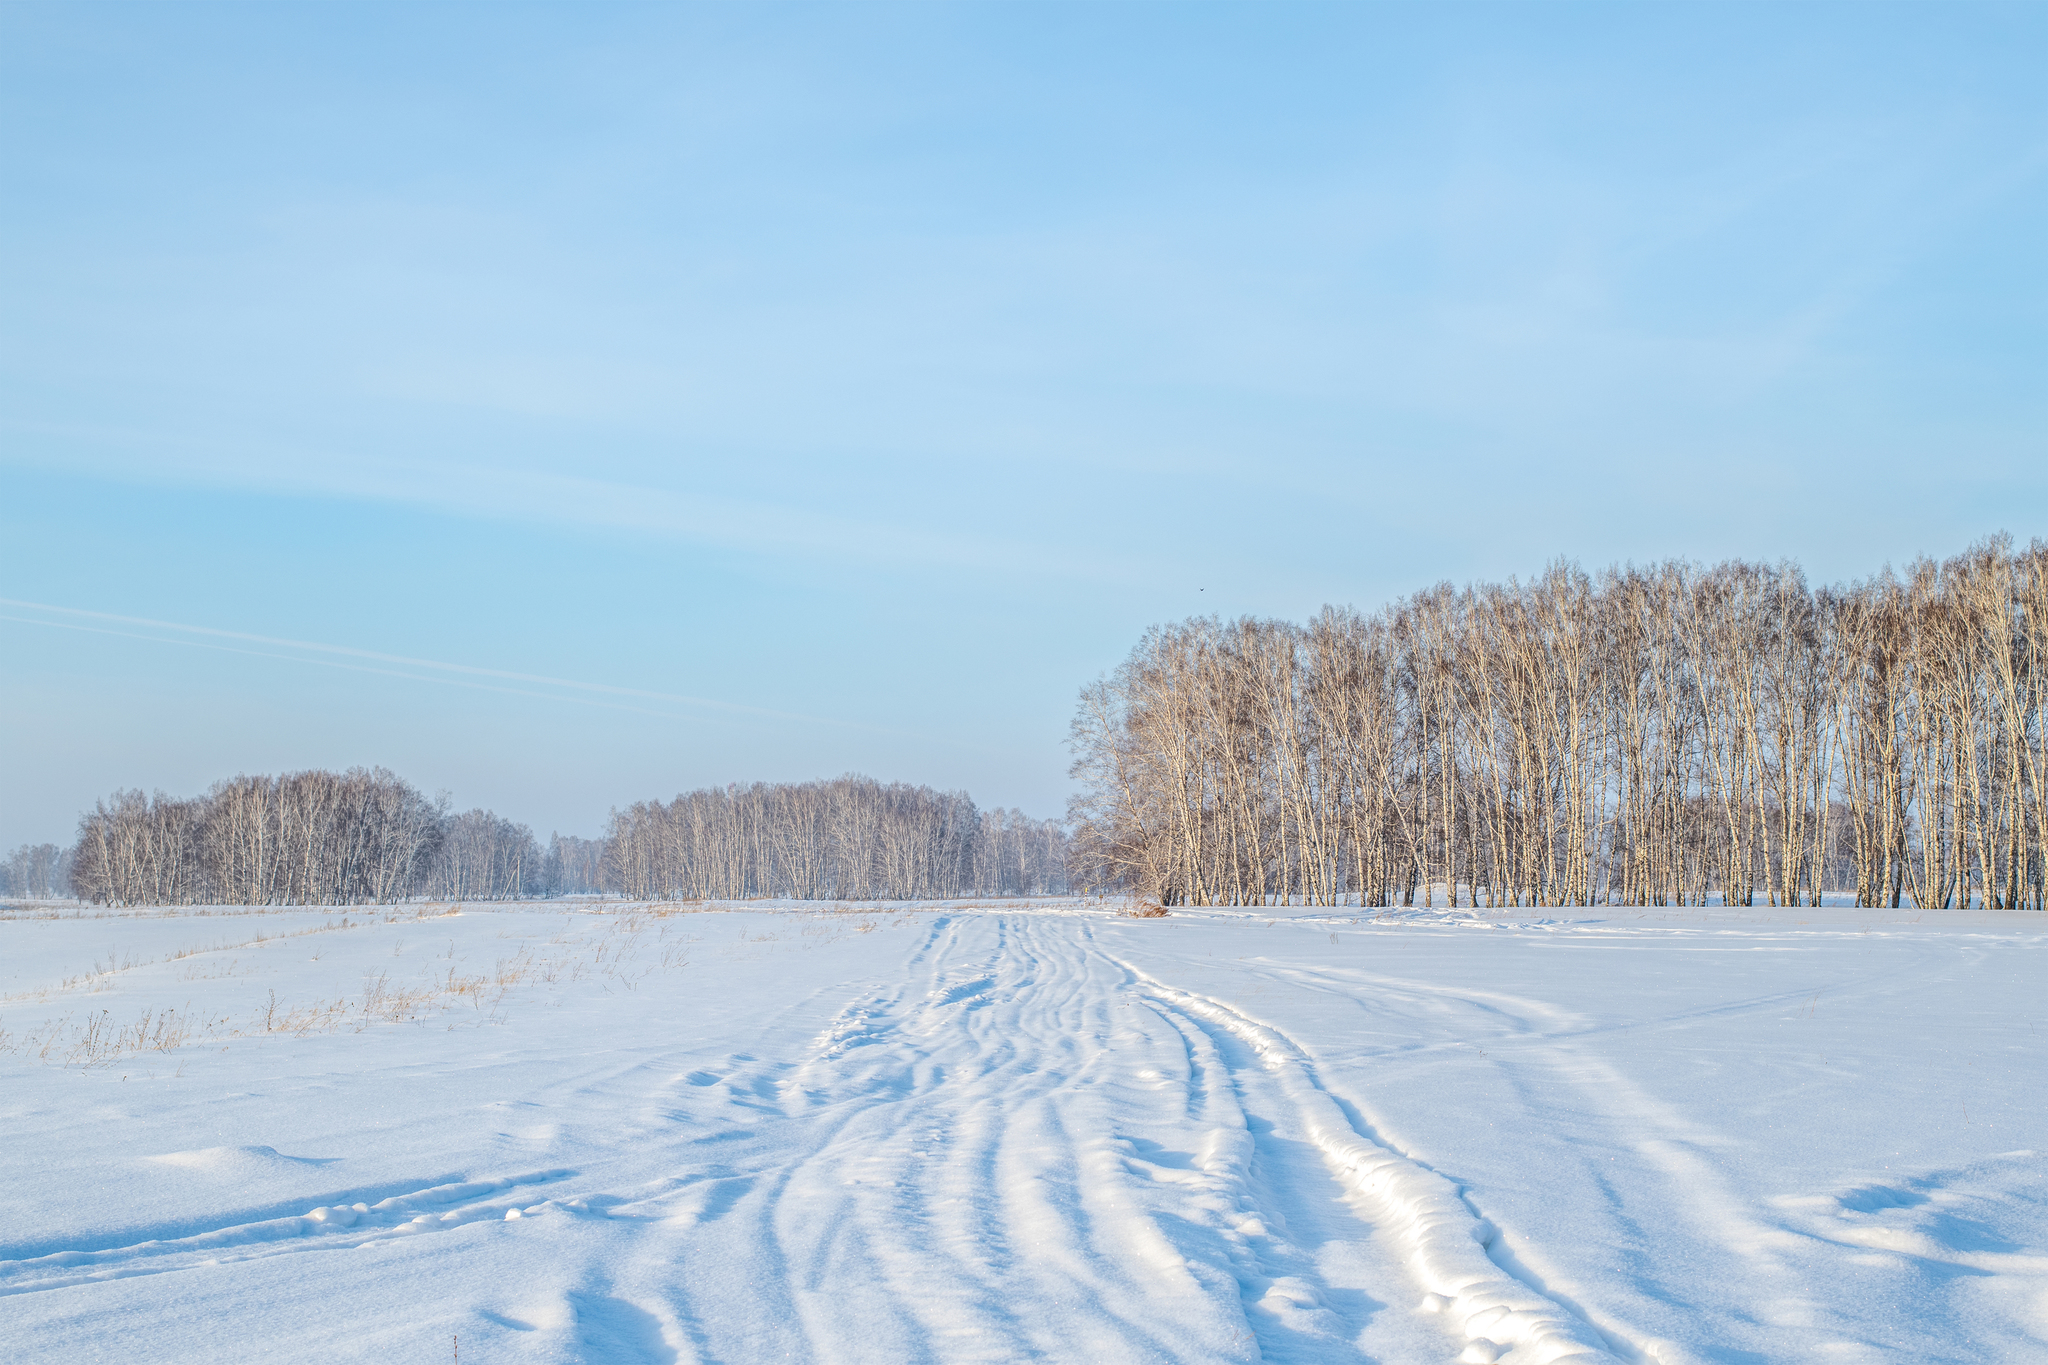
[[3, 897, 2045, 1364]]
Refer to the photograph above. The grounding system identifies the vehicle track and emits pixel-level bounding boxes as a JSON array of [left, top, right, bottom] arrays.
[[1114, 953, 1641, 1365], [5, 908, 1813, 1363]]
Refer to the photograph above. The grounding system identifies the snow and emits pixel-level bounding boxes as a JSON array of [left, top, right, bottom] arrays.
[[2, 897, 2046, 1363]]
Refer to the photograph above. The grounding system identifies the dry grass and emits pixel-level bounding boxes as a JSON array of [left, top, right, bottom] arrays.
[[1, 943, 560, 1065], [1118, 901, 1171, 919], [0, 915, 370, 1007], [6, 1004, 225, 1068], [0, 901, 776, 1070], [633, 899, 710, 917]]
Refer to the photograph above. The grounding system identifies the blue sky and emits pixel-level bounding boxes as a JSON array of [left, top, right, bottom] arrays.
[[3, 2, 2045, 846]]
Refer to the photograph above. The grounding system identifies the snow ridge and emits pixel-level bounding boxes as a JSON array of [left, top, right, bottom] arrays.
[[1126, 966, 1639, 1365], [0, 1168, 574, 1297]]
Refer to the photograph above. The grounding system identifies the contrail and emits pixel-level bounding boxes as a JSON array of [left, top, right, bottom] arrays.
[[0, 597, 857, 729], [0, 613, 708, 720]]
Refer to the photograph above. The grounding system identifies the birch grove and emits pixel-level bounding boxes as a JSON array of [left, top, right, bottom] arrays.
[[1, 843, 72, 900], [1069, 537, 2048, 910], [542, 834, 607, 896], [602, 776, 1070, 901], [57, 770, 1068, 905], [70, 768, 451, 906]]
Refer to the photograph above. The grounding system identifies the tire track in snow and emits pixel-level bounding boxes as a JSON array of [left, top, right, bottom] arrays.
[[0, 1168, 577, 1297], [1131, 965, 1467, 1362], [572, 913, 1263, 1363], [610, 912, 1581, 1362], [761, 912, 1230, 1363], [1114, 958, 1654, 1365], [1217, 954, 1925, 1355], [541, 914, 1002, 1364]]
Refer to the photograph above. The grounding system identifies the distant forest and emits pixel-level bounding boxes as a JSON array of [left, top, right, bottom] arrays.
[[23, 536, 2048, 912], [604, 776, 1068, 901], [1069, 536, 2048, 910], [26, 767, 1067, 907], [2, 842, 73, 901]]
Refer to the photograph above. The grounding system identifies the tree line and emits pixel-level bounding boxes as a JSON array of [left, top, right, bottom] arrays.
[[2, 843, 73, 900], [36, 768, 1065, 906], [71, 768, 482, 906], [51, 768, 608, 906], [602, 775, 1070, 900], [1068, 535, 2048, 910]]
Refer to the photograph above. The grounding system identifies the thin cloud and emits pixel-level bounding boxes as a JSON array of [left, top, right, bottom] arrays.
[[0, 613, 703, 720], [0, 598, 870, 731], [0, 427, 1149, 587]]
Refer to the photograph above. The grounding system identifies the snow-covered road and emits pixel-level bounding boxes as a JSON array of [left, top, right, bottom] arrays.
[[3, 900, 2046, 1363]]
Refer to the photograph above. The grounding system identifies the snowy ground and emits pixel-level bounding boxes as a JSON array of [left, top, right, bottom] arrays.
[[2, 897, 2045, 1364]]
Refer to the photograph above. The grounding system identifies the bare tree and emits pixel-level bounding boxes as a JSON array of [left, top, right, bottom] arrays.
[[73, 768, 443, 906], [2, 842, 72, 899], [1071, 539, 2048, 911], [604, 775, 1067, 902], [426, 810, 540, 900]]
